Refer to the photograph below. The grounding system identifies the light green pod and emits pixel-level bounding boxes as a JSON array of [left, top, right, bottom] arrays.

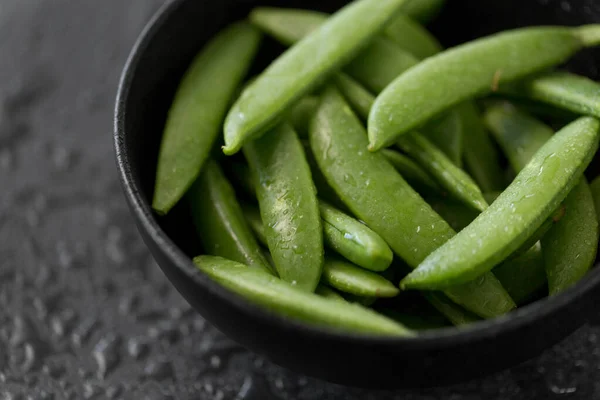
[[322, 258, 399, 298], [288, 96, 320, 138], [369, 25, 600, 151], [397, 132, 488, 212], [425, 195, 480, 232], [500, 71, 600, 118], [194, 256, 413, 336], [189, 160, 274, 275], [402, 117, 600, 290], [242, 204, 268, 246], [320, 202, 393, 271], [152, 22, 261, 215], [494, 243, 547, 305], [243, 123, 323, 292], [383, 14, 442, 59], [543, 179, 599, 295], [381, 149, 441, 195], [400, 0, 445, 24], [222, 0, 411, 155], [423, 110, 464, 167], [315, 284, 347, 302], [310, 85, 515, 319], [460, 102, 507, 193], [422, 292, 480, 326]]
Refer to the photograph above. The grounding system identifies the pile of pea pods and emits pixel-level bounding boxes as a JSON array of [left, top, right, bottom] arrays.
[[151, 0, 600, 336]]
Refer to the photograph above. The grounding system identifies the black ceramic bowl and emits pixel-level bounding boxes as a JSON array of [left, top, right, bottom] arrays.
[[114, 0, 600, 389]]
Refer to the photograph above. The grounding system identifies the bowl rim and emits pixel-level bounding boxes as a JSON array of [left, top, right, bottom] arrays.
[[114, 0, 600, 347]]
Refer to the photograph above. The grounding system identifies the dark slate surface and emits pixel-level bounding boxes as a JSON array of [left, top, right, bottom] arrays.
[[1, 0, 600, 398]]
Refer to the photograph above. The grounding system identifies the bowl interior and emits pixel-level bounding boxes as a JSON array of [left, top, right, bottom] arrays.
[[117, 0, 600, 342]]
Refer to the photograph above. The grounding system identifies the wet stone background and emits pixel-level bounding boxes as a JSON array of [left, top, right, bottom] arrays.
[[1, 0, 600, 399]]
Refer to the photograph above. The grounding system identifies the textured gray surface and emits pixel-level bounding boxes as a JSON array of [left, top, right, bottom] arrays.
[[1, 0, 600, 398]]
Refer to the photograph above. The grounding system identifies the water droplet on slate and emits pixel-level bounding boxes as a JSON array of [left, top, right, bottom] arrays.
[[105, 226, 125, 264], [104, 385, 122, 399], [83, 382, 100, 399], [118, 293, 139, 315], [93, 333, 121, 379], [71, 317, 99, 347], [9, 316, 29, 346], [143, 359, 173, 380], [127, 337, 148, 360], [210, 355, 221, 368]]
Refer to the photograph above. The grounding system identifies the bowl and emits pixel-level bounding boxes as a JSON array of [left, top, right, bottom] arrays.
[[114, 0, 600, 388]]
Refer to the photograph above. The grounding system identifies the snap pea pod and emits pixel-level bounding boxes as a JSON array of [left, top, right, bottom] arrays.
[[422, 292, 480, 326], [194, 256, 413, 336], [242, 204, 268, 246], [322, 258, 399, 298], [243, 123, 323, 292], [152, 22, 261, 215], [189, 160, 274, 275], [320, 201, 393, 271], [493, 243, 547, 305], [423, 110, 464, 167], [460, 102, 506, 192], [333, 74, 488, 212], [222, 0, 411, 155], [401, 0, 445, 24], [397, 132, 488, 212], [402, 117, 600, 290], [288, 96, 320, 138], [542, 179, 599, 295], [383, 14, 442, 59], [369, 25, 600, 151], [380, 149, 441, 195], [425, 195, 480, 232], [310, 85, 515, 319], [499, 71, 600, 119], [592, 176, 600, 224], [315, 284, 347, 302]]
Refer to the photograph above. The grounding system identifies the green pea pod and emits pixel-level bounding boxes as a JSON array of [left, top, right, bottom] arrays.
[[189, 160, 274, 275], [152, 22, 261, 215], [402, 117, 600, 290], [310, 85, 515, 319], [320, 201, 393, 272], [401, 0, 445, 24], [222, 0, 411, 155], [425, 195, 480, 232], [423, 110, 464, 167], [242, 203, 268, 246], [315, 284, 347, 302], [332, 74, 487, 212], [322, 258, 399, 298], [422, 292, 480, 326], [500, 71, 600, 119], [343, 294, 377, 307], [543, 179, 599, 295], [494, 243, 547, 305], [381, 149, 441, 195], [507, 205, 565, 261], [288, 96, 320, 138], [591, 176, 600, 224], [243, 123, 323, 292], [383, 14, 442, 59], [194, 256, 413, 336], [460, 102, 507, 193], [397, 132, 488, 212], [369, 25, 600, 151]]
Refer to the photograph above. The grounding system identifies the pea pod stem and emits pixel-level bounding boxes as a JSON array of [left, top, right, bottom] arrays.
[[402, 117, 600, 290], [310, 85, 515, 319], [194, 256, 413, 336], [369, 25, 600, 151], [222, 0, 411, 155], [152, 22, 261, 215], [243, 123, 323, 292]]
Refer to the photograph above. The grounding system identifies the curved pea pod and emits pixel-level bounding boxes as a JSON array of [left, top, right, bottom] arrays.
[[369, 25, 600, 151], [592, 176, 600, 224], [189, 160, 274, 275], [401, 0, 445, 24], [494, 243, 547, 305], [542, 179, 599, 295], [194, 256, 413, 336], [320, 201, 393, 272], [222, 0, 411, 155], [402, 117, 600, 290], [460, 102, 506, 193], [499, 71, 600, 119], [310, 85, 515, 318], [243, 123, 323, 292], [383, 14, 442, 59], [381, 149, 441, 195], [425, 195, 480, 232], [322, 258, 399, 298], [422, 292, 480, 326], [152, 22, 261, 215], [315, 284, 347, 302], [242, 204, 267, 246], [397, 132, 488, 212], [423, 110, 464, 167], [288, 96, 319, 138]]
